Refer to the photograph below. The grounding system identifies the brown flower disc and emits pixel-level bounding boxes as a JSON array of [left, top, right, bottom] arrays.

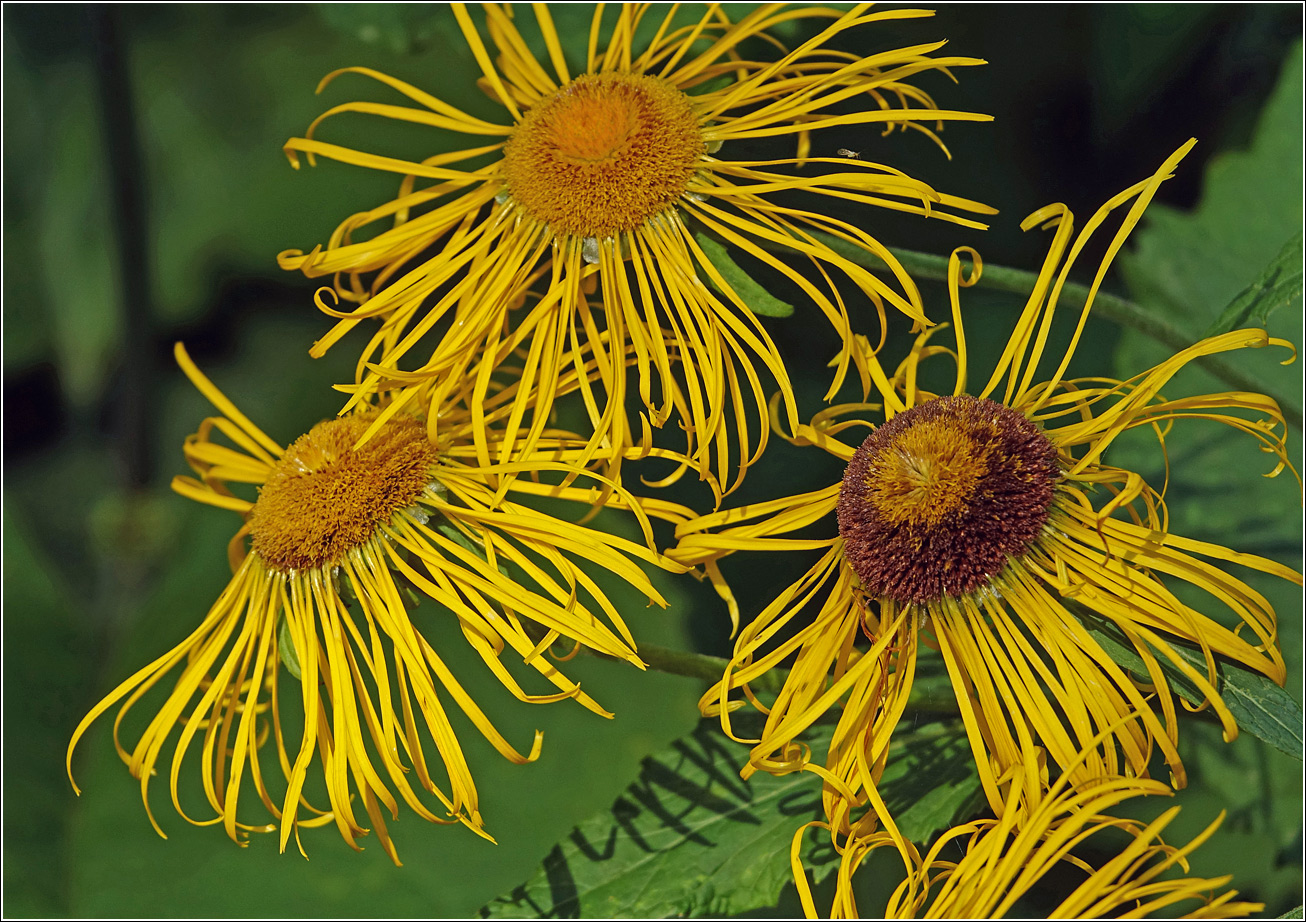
[[250, 415, 437, 572], [837, 396, 1060, 605]]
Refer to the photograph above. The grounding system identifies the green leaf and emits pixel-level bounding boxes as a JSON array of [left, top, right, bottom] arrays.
[[1279, 905, 1304, 919], [1114, 41, 1304, 433], [3, 506, 95, 916], [277, 615, 302, 681], [694, 232, 795, 318], [1121, 41, 1303, 336], [1204, 232, 1303, 337], [437, 520, 482, 554], [885, 727, 984, 844], [437, 520, 508, 577], [1079, 614, 1303, 760], [1220, 672, 1305, 760], [481, 720, 979, 918]]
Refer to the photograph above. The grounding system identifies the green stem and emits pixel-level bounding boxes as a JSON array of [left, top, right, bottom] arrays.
[[634, 642, 960, 713], [786, 234, 1303, 430], [634, 642, 783, 695]]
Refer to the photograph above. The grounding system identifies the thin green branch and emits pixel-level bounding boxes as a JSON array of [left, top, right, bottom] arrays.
[[634, 642, 961, 713], [635, 642, 785, 694]]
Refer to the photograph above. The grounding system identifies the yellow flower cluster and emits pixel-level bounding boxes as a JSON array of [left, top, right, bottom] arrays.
[[68, 4, 1297, 916]]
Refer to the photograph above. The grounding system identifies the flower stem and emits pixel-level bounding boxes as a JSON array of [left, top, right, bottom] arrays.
[[634, 642, 783, 694], [634, 642, 961, 713]]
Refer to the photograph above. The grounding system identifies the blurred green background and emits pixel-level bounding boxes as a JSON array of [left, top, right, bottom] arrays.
[[4, 4, 1301, 917]]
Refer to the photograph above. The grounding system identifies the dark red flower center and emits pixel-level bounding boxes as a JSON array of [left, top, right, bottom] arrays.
[[837, 395, 1059, 604]]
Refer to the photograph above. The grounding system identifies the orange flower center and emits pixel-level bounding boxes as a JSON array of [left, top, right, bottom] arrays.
[[250, 415, 437, 572], [838, 396, 1060, 605], [866, 416, 991, 529], [501, 73, 703, 239]]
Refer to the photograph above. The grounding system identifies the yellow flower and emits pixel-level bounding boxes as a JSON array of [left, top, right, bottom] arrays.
[[278, 3, 994, 498], [67, 343, 690, 864], [797, 758, 1262, 919], [672, 139, 1299, 827]]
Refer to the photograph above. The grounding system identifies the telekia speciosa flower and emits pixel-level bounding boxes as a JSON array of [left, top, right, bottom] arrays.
[[672, 140, 1298, 829], [68, 344, 685, 863], [279, 3, 994, 496]]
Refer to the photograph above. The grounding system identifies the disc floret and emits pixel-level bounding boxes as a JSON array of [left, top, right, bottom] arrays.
[[250, 415, 438, 573], [837, 395, 1060, 605], [501, 73, 704, 239]]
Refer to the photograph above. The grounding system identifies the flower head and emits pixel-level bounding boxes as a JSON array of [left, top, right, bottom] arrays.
[[671, 140, 1299, 827], [67, 343, 688, 864], [838, 394, 1061, 604], [279, 3, 994, 498]]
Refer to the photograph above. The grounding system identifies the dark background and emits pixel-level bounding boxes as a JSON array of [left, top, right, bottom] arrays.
[[4, 4, 1302, 917]]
